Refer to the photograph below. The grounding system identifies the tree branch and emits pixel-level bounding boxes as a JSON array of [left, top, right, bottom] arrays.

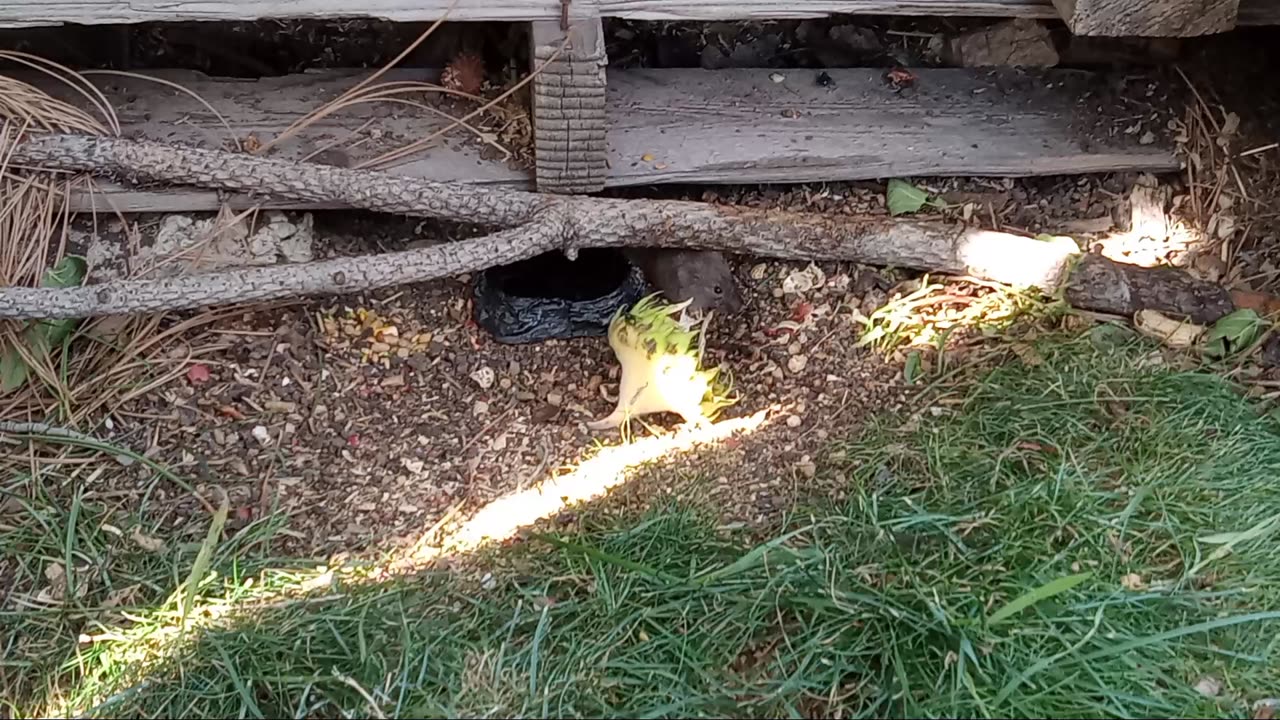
[[0, 216, 564, 319], [0, 133, 1245, 326]]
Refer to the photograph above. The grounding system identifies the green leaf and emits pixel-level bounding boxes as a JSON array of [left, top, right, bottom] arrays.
[[0, 349, 28, 393], [987, 572, 1092, 626], [1203, 308, 1266, 359], [0, 256, 89, 394], [887, 179, 931, 216], [42, 256, 87, 289], [904, 351, 923, 384]]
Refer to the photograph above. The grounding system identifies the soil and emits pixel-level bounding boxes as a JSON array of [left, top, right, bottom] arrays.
[[98, 216, 909, 561], [4, 15, 1280, 564]]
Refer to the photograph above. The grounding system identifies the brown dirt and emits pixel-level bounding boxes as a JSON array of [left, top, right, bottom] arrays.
[[85, 211, 913, 562]]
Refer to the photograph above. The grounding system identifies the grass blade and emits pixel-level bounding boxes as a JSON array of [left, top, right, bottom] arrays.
[[180, 492, 229, 626], [987, 572, 1092, 626]]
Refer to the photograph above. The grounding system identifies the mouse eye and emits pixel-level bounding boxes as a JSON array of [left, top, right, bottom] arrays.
[[714, 285, 723, 295]]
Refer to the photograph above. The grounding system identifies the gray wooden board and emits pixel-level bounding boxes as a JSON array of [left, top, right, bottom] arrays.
[[605, 67, 1176, 185], [2, 0, 1278, 26], [9, 67, 1179, 213], [1052, 0, 1238, 35]]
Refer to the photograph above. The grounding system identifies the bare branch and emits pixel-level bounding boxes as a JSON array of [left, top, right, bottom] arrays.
[[0, 133, 1245, 326], [0, 215, 563, 319]]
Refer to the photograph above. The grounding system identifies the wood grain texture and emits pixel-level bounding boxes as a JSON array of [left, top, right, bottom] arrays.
[[10, 66, 1178, 213], [531, 18, 610, 193], [2, 0, 1278, 27], [1052, 0, 1239, 35], [603, 67, 1177, 185]]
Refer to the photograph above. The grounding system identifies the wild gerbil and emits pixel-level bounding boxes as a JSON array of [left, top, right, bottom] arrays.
[[624, 249, 744, 314]]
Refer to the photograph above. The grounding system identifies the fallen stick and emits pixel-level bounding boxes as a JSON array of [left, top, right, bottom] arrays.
[[0, 133, 1250, 326]]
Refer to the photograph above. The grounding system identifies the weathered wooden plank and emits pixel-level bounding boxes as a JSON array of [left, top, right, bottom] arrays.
[[1051, 0, 1238, 35], [605, 67, 1177, 184], [2, 0, 1278, 27], [531, 17, 610, 193], [9, 67, 1178, 213]]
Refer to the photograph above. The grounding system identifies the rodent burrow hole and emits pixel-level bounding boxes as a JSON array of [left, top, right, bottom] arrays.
[[482, 248, 632, 301]]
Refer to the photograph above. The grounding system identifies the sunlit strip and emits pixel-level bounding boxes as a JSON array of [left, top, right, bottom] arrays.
[[428, 410, 770, 555]]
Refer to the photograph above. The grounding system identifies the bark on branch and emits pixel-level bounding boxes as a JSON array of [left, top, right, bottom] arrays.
[[0, 133, 1248, 325]]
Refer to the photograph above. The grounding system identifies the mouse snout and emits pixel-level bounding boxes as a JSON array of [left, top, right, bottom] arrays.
[[714, 273, 744, 313]]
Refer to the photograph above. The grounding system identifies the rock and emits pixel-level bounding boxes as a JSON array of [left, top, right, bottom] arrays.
[[84, 210, 316, 282], [946, 19, 1059, 68], [470, 366, 496, 390]]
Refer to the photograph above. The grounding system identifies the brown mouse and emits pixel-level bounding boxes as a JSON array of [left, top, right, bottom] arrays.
[[623, 248, 744, 314]]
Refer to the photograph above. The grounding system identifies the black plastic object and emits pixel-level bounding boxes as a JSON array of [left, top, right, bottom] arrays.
[[473, 248, 649, 344]]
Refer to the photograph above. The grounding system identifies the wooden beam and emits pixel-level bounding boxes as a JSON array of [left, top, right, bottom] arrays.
[[1051, 0, 1239, 35], [2, 0, 1279, 28], [530, 16, 610, 194], [8, 67, 1178, 214]]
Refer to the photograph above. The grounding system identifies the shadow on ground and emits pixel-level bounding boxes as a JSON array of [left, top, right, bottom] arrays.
[[16, 332, 1280, 719]]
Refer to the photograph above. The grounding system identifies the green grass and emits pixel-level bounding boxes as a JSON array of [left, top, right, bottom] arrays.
[[5, 330, 1280, 718]]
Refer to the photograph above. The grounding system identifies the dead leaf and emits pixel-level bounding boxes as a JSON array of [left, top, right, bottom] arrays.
[[1010, 343, 1043, 366], [103, 584, 141, 608], [44, 562, 65, 584], [1193, 675, 1222, 697], [1220, 112, 1240, 138], [790, 301, 814, 323], [37, 562, 69, 604], [186, 363, 212, 384], [130, 526, 166, 553]]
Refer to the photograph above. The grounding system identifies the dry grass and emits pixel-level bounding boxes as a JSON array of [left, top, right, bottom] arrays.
[[255, 0, 554, 170], [0, 52, 272, 582], [1174, 67, 1276, 291]]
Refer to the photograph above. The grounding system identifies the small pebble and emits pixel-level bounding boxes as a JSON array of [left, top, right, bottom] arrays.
[[786, 415, 802, 428], [470, 366, 496, 390]]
